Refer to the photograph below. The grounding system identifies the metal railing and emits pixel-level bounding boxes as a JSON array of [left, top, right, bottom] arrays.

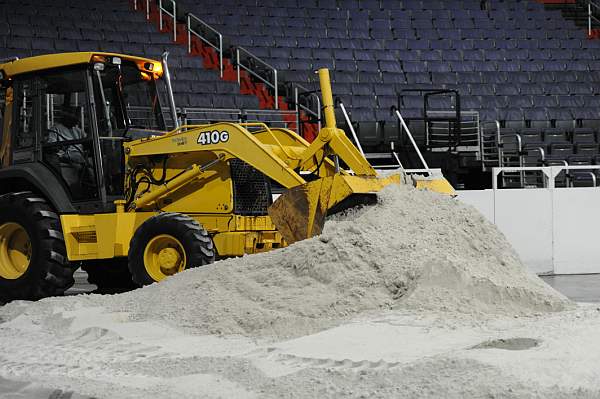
[[479, 120, 501, 170], [394, 109, 430, 171], [158, 0, 177, 42], [236, 47, 279, 109], [133, 1, 299, 114], [492, 165, 600, 189], [187, 13, 224, 78], [588, 0, 600, 35], [182, 107, 299, 132], [426, 110, 480, 150], [293, 82, 321, 132]]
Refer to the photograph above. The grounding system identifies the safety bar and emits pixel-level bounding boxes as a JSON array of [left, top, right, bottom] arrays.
[[588, 0, 600, 35], [181, 107, 298, 132], [393, 108, 430, 171], [338, 101, 365, 156], [236, 47, 278, 109], [187, 13, 223, 78], [158, 0, 177, 42], [492, 165, 600, 189], [293, 82, 322, 132]]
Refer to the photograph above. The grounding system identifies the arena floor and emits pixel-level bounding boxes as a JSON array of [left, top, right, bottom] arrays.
[[1, 271, 598, 399], [64, 270, 600, 303]]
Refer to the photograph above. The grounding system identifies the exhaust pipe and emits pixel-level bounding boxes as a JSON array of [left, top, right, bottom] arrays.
[[161, 51, 180, 129]]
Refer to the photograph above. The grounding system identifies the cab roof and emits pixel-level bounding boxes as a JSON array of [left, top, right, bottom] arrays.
[[0, 52, 161, 79]]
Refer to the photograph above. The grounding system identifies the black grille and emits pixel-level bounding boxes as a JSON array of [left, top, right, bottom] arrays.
[[230, 159, 272, 216]]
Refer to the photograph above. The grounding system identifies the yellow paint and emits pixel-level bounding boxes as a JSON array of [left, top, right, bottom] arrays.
[[143, 234, 186, 281], [0, 222, 31, 279], [413, 176, 456, 196], [60, 212, 282, 262], [0, 52, 161, 79]]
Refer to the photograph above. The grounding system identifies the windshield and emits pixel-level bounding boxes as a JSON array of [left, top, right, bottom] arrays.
[[93, 60, 166, 136]]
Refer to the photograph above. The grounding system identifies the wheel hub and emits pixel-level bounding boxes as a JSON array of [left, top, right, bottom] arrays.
[[143, 234, 186, 282], [0, 222, 32, 280]]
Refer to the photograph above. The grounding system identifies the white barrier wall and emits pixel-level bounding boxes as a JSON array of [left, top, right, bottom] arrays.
[[457, 188, 600, 275]]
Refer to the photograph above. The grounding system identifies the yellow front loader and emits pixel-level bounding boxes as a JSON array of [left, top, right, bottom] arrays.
[[0, 52, 450, 301]]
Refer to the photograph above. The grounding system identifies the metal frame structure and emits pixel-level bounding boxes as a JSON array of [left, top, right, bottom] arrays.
[[187, 13, 224, 78], [157, 0, 177, 42], [236, 47, 278, 109], [588, 0, 600, 35], [492, 165, 600, 189], [293, 82, 322, 133]]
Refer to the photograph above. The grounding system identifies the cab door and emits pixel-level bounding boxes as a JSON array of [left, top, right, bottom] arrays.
[[8, 67, 104, 211]]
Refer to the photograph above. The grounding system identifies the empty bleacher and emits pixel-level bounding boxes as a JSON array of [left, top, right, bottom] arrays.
[[175, 0, 600, 174], [0, 0, 259, 114]]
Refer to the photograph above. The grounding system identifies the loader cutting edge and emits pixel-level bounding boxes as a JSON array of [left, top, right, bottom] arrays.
[[268, 173, 401, 244]]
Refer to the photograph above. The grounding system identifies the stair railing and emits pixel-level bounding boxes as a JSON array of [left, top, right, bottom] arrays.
[[293, 83, 322, 133], [158, 0, 177, 42], [187, 13, 224, 78], [236, 47, 278, 109], [588, 0, 600, 35]]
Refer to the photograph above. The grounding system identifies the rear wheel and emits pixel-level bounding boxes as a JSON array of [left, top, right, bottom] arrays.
[[128, 212, 215, 286], [81, 259, 137, 293], [0, 192, 75, 302]]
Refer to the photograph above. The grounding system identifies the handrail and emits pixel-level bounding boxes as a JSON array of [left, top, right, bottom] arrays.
[[181, 107, 298, 132], [338, 101, 364, 156], [394, 109, 430, 171], [133, 0, 152, 21], [236, 46, 278, 109], [588, 0, 600, 35], [293, 82, 321, 133], [158, 0, 177, 43], [187, 13, 223, 78], [492, 165, 600, 189]]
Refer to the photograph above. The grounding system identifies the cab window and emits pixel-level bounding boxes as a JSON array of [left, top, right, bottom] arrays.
[[39, 68, 99, 202]]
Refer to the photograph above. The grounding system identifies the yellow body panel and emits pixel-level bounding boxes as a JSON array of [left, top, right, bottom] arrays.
[[0, 52, 161, 78], [413, 177, 456, 196], [60, 212, 282, 262]]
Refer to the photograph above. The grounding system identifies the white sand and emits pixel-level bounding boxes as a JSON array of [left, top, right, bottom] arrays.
[[0, 184, 592, 398], [64, 185, 570, 339]]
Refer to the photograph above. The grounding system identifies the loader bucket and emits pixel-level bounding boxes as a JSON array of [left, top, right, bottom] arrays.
[[410, 170, 456, 196], [268, 174, 401, 244]]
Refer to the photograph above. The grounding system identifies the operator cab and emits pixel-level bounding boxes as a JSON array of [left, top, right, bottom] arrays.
[[0, 52, 172, 213]]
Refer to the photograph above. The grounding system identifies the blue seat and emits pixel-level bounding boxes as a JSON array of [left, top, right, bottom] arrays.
[[569, 82, 593, 95], [495, 84, 519, 95], [431, 72, 458, 85], [427, 61, 451, 72], [356, 60, 379, 72], [382, 72, 407, 84], [379, 60, 402, 73], [405, 72, 431, 84], [377, 95, 397, 109], [359, 72, 382, 83], [469, 83, 494, 96], [456, 72, 482, 83], [441, 49, 461, 61], [445, 60, 470, 72]]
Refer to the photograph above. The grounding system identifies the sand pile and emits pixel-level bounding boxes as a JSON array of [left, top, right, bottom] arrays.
[[96, 184, 571, 339]]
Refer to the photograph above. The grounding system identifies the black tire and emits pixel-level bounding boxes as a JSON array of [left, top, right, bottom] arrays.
[[81, 258, 137, 293], [128, 212, 215, 286], [0, 191, 75, 302]]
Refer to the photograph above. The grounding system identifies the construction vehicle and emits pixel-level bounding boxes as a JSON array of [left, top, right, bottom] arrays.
[[0, 52, 450, 302]]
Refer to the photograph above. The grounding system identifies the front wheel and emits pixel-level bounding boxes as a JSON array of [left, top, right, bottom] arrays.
[[0, 192, 75, 302], [128, 212, 215, 286]]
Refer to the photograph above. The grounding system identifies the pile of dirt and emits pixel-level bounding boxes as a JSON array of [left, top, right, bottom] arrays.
[[96, 184, 571, 339]]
